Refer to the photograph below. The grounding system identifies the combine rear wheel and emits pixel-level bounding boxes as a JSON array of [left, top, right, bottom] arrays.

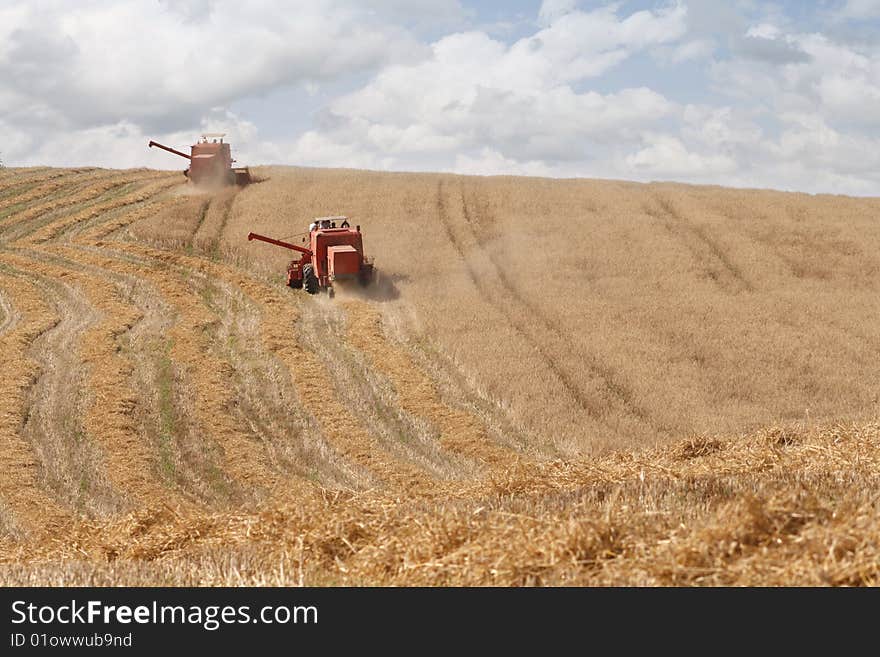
[[302, 264, 319, 295]]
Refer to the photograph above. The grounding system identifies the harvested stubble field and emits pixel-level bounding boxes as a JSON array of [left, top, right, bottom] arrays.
[[0, 165, 878, 585]]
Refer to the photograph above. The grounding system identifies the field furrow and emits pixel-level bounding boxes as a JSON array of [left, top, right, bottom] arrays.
[[298, 299, 473, 480], [193, 187, 236, 255], [643, 191, 753, 292], [0, 254, 127, 513], [19, 174, 180, 245], [110, 244, 437, 493], [55, 254, 187, 508], [202, 278, 357, 490], [0, 169, 102, 213], [77, 247, 284, 499], [436, 181, 656, 446], [343, 299, 519, 470], [0, 171, 155, 235], [59, 241, 357, 497], [2, 422, 877, 586], [52, 246, 235, 503], [230, 299, 440, 493], [0, 168, 49, 188], [0, 270, 71, 536], [0, 289, 15, 337], [460, 184, 658, 427], [82, 198, 174, 243], [1, 251, 189, 512], [197, 280, 368, 492], [0, 169, 75, 198]]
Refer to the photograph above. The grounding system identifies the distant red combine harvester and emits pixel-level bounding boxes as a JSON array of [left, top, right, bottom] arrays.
[[148, 133, 250, 186]]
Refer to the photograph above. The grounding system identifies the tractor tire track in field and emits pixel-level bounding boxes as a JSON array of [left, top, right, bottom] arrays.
[[192, 187, 236, 255], [1, 251, 188, 513], [0, 289, 16, 337], [201, 277, 356, 491], [0, 270, 72, 537], [20, 175, 180, 246], [191, 198, 211, 237], [435, 180, 656, 432], [61, 247, 248, 505], [434, 182, 588, 413], [342, 298, 521, 472], [83, 248, 280, 502], [642, 192, 752, 293], [686, 191, 880, 356], [196, 253, 436, 493], [0, 170, 152, 237], [8, 261, 112, 516], [0, 168, 59, 194], [90, 243, 379, 501], [0, 169, 87, 199], [657, 191, 880, 392], [0, 170, 107, 214], [402, 331, 550, 457], [460, 184, 657, 426], [300, 298, 476, 480], [111, 244, 436, 494]]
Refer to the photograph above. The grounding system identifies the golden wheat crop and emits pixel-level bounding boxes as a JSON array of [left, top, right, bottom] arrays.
[[227, 168, 880, 455], [0, 165, 877, 586]]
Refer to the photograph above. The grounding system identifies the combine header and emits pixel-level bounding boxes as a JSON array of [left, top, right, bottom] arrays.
[[148, 133, 250, 186], [248, 217, 374, 297]]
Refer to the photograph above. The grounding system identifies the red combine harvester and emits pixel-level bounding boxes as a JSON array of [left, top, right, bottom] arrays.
[[148, 133, 250, 185], [248, 216, 374, 297]]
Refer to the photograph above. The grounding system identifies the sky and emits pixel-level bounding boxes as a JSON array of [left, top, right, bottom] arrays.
[[1, 0, 880, 195]]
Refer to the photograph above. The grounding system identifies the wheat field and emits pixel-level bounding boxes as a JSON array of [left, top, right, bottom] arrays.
[[0, 165, 878, 585]]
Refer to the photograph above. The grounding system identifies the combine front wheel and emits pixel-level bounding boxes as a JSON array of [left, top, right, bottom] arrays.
[[302, 264, 319, 295]]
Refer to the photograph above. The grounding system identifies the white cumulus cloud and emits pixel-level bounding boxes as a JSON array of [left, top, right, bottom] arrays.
[[1, 1, 880, 195], [286, 3, 686, 173]]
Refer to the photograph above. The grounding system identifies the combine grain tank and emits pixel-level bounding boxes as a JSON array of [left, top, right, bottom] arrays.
[[148, 133, 250, 186]]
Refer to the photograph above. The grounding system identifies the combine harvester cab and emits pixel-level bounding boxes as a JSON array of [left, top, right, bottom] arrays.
[[148, 133, 251, 186], [248, 216, 374, 298]]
